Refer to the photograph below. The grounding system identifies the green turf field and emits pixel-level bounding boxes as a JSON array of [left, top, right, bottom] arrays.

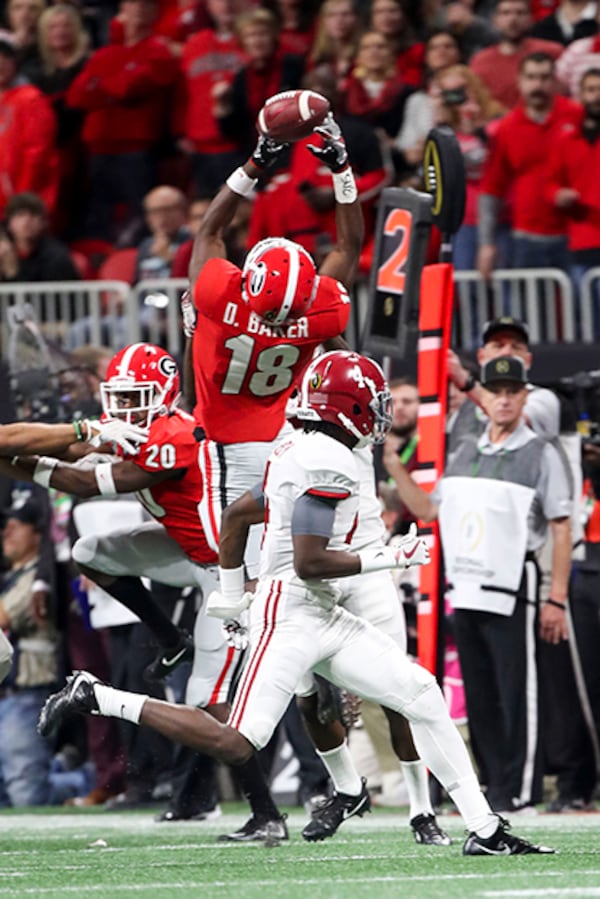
[[1, 804, 599, 899]]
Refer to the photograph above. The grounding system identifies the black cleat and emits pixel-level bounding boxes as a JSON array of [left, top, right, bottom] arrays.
[[144, 631, 194, 683], [411, 813, 452, 846], [463, 816, 555, 855], [38, 670, 100, 738], [302, 777, 371, 842], [217, 814, 289, 843]]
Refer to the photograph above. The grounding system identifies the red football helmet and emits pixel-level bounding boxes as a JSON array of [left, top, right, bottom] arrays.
[[100, 343, 180, 427], [241, 238, 319, 325], [296, 351, 392, 447]]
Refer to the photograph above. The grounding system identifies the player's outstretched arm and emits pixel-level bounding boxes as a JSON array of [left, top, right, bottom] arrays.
[[219, 489, 265, 571], [0, 421, 93, 457], [188, 134, 289, 283], [306, 114, 364, 289], [0, 455, 172, 499], [0, 419, 147, 458]]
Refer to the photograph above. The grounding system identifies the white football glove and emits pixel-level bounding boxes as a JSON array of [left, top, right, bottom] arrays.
[[206, 589, 254, 621], [180, 289, 196, 339], [222, 612, 249, 651], [358, 524, 430, 573], [389, 523, 430, 568], [83, 419, 149, 455]]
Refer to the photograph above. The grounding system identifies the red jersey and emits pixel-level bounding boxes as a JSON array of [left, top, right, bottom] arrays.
[[119, 408, 217, 565], [545, 120, 600, 252], [0, 84, 58, 217], [192, 257, 350, 443], [480, 96, 581, 236], [66, 37, 178, 154], [177, 29, 246, 153]]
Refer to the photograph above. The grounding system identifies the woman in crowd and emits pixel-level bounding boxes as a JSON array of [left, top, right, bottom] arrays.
[[344, 30, 414, 141], [29, 3, 90, 238], [369, 0, 425, 88], [307, 0, 363, 92]]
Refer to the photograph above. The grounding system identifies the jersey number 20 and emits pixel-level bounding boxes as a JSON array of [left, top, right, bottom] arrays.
[[222, 335, 300, 396]]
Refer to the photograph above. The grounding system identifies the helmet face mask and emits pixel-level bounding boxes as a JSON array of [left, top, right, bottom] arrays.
[[241, 238, 318, 325], [100, 343, 180, 429], [296, 351, 393, 447]]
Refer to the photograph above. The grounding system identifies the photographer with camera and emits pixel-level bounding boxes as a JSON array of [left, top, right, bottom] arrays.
[[560, 375, 600, 800], [432, 64, 506, 275]]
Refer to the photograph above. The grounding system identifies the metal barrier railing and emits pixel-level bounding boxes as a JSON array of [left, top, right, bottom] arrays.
[[452, 268, 576, 349], [578, 266, 600, 343], [0, 268, 585, 363], [0, 280, 134, 356]]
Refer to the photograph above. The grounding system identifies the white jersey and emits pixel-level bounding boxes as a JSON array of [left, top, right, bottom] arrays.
[[259, 430, 359, 585], [350, 445, 387, 551]]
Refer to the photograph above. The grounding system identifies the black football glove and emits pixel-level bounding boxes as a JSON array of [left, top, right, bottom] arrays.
[[306, 113, 348, 173], [251, 134, 289, 169]]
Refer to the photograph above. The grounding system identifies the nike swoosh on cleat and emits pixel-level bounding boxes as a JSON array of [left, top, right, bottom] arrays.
[[160, 646, 189, 668], [474, 844, 512, 855], [341, 794, 369, 820]]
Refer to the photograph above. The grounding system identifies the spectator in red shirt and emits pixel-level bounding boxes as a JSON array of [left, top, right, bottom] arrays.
[[470, 0, 563, 108], [215, 8, 304, 158], [546, 67, 600, 336], [66, 0, 179, 243], [0, 30, 58, 220], [344, 30, 414, 142], [175, 0, 246, 200], [369, 0, 425, 89], [477, 52, 581, 280]]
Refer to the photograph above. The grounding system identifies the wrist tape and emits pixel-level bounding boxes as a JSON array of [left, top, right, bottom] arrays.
[[333, 166, 357, 204], [357, 546, 398, 574], [219, 565, 245, 603], [226, 167, 257, 197], [33, 456, 58, 489], [94, 463, 117, 496]]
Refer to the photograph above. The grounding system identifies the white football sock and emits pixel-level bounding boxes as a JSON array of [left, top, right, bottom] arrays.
[[317, 740, 362, 796], [404, 682, 497, 835], [401, 760, 434, 819], [94, 683, 148, 725]]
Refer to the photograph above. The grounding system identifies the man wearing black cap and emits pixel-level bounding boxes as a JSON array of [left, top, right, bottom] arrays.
[[0, 496, 58, 806], [447, 316, 562, 453], [447, 316, 598, 811], [383, 354, 573, 815]]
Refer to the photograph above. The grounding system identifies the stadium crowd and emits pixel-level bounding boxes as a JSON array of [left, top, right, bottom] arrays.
[[1, 0, 600, 851]]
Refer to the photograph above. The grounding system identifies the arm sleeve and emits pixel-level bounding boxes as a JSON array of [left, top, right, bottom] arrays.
[[291, 492, 337, 538], [249, 482, 265, 510], [525, 387, 560, 440], [539, 443, 572, 521]]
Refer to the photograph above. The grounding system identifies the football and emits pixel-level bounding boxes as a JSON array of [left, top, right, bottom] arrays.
[[257, 90, 331, 143]]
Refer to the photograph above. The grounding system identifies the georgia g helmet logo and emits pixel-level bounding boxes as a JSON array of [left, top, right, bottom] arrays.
[[158, 355, 178, 379], [247, 261, 268, 298]]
